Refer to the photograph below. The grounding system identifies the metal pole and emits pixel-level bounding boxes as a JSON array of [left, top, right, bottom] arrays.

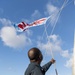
[[72, 31, 75, 75]]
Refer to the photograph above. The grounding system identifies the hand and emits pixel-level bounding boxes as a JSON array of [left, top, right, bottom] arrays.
[[50, 58, 55, 64]]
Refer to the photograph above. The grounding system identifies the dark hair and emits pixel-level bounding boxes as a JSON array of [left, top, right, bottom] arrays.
[[28, 47, 42, 61]]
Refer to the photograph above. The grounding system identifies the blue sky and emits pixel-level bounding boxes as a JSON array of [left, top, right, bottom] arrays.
[[0, 0, 75, 75]]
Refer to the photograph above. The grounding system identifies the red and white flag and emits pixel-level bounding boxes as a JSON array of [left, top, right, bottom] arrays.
[[30, 18, 48, 26], [14, 17, 49, 32]]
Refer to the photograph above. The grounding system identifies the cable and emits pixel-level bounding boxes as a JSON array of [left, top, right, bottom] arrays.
[[41, 0, 73, 75]]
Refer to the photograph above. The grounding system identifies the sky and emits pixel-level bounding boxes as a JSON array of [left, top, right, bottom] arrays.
[[0, 0, 75, 75]]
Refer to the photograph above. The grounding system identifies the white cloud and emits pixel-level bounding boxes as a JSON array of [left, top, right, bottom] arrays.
[[61, 50, 73, 69], [46, 3, 61, 26], [21, 18, 30, 23], [21, 10, 41, 24], [0, 18, 12, 26], [37, 34, 72, 58], [62, 50, 73, 68], [0, 18, 32, 49], [46, 3, 59, 15], [37, 34, 62, 55], [61, 50, 70, 58], [45, 3, 73, 69], [37, 34, 73, 69], [31, 10, 41, 19], [65, 55, 73, 68], [0, 26, 31, 48]]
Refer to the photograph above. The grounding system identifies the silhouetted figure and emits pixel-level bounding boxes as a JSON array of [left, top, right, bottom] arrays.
[[24, 47, 55, 75]]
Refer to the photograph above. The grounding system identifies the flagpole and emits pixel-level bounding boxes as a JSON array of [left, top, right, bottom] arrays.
[[72, 30, 75, 75]]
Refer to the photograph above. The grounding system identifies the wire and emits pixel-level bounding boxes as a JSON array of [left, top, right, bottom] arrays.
[[41, 0, 74, 75]]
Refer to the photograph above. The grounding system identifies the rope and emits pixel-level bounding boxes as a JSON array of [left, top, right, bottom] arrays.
[[41, 0, 73, 75], [44, 23, 58, 75]]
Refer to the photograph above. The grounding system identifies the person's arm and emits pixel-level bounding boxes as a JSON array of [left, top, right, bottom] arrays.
[[41, 59, 55, 72]]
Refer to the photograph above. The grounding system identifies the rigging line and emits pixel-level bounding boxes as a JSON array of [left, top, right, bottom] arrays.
[[50, 0, 69, 35], [43, 0, 73, 74], [42, 10, 63, 75], [41, 20, 52, 41], [44, 1, 68, 74], [60, 0, 68, 11], [40, 17, 55, 63], [42, 24, 50, 60], [60, 0, 74, 10], [50, 11, 61, 35], [47, 13, 61, 75], [49, 0, 68, 58], [41, 14, 56, 41], [41, 0, 72, 41], [43, 21, 54, 59], [48, 1, 70, 74], [42, 0, 67, 57], [41, 0, 67, 40], [63, 0, 74, 8], [43, 15, 60, 75], [41, 0, 70, 75], [43, 15, 56, 58], [44, 22, 55, 58], [44, 24, 49, 41], [41, 3, 65, 75], [44, 21, 58, 75], [41, 15, 52, 41]]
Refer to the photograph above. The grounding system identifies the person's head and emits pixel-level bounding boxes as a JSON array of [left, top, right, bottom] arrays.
[[28, 47, 43, 64]]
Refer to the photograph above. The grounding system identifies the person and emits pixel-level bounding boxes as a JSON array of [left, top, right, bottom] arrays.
[[24, 47, 55, 75]]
